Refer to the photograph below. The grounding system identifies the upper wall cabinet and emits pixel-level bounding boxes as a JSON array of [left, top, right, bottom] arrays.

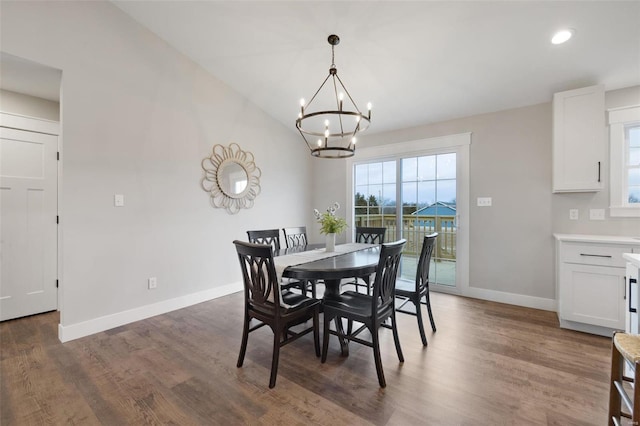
[[552, 85, 605, 193]]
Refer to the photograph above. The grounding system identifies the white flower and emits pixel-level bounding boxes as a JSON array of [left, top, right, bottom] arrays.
[[313, 209, 321, 219], [333, 202, 340, 210]]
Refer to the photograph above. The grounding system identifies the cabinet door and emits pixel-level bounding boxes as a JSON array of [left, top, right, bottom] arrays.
[[560, 263, 625, 329], [552, 85, 605, 192]]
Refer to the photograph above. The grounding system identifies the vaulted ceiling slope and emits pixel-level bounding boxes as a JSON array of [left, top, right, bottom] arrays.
[[114, 0, 640, 132], [115, 1, 638, 134]]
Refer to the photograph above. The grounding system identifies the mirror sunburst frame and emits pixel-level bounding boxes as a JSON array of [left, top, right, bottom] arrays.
[[201, 143, 261, 214]]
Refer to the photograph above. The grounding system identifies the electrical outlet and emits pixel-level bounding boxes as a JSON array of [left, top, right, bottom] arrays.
[[148, 277, 157, 289], [114, 194, 124, 207], [569, 209, 579, 220], [589, 209, 606, 220], [477, 197, 492, 207]]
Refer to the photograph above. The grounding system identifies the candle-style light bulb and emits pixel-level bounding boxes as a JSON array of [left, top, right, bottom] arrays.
[[317, 139, 322, 147], [324, 128, 330, 138], [300, 98, 305, 115], [352, 137, 357, 145], [324, 119, 330, 127], [339, 93, 344, 111], [367, 102, 372, 119], [300, 98, 305, 106]]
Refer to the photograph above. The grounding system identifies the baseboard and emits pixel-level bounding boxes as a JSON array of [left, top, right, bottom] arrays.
[[58, 282, 243, 343], [559, 319, 617, 338], [462, 286, 557, 312]]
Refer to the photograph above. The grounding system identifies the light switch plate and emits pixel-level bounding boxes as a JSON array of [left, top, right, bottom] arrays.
[[569, 209, 579, 220], [477, 197, 492, 207], [114, 194, 124, 207], [589, 208, 605, 220]]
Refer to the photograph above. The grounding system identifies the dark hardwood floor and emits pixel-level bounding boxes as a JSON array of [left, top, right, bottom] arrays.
[[1, 292, 612, 425]]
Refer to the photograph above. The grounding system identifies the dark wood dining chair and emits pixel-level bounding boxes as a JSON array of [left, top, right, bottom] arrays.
[[247, 229, 281, 251], [282, 226, 308, 248], [282, 226, 317, 298], [349, 226, 387, 294], [395, 233, 438, 346], [233, 240, 321, 389], [321, 239, 407, 388], [247, 229, 306, 294]]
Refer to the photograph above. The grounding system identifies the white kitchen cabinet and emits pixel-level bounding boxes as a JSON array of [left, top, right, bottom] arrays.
[[552, 85, 605, 193], [555, 234, 640, 336], [624, 254, 640, 335]]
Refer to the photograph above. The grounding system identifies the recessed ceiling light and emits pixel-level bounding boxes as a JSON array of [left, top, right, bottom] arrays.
[[552, 29, 574, 45]]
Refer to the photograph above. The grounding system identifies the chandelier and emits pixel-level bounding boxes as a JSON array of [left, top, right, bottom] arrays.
[[296, 34, 371, 159]]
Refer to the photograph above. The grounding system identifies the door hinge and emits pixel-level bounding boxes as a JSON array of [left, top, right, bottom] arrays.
[[56, 215, 59, 224], [57, 151, 60, 161], [56, 279, 59, 288]]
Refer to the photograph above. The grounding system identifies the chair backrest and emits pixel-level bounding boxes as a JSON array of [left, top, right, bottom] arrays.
[[282, 226, 308, 248], [233, 240, 283, 313], [355, 226, 386, 244], [371, 239, 407, 313], [415, 233, 438, 293], [247, 229, 281, 251]]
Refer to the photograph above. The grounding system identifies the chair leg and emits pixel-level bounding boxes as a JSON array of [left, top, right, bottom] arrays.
[[237, 316, 250, 368], [634, 360, 640, 423], [414, 297, 428, 346], [424, 291, 436, 332], [391, 311, 404, 362], [269, 327, 282, 389], [313, 307, 321, 357], [608, 336, 622, 425], [371, 326, 386, 388], [321, 313, 332, 363]]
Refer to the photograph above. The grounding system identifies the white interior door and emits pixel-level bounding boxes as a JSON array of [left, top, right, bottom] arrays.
[[0, 127, 58, 321]]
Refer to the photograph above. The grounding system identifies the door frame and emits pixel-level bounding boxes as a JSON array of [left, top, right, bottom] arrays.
[[345, 132, 470, 295], [0, 112, 61, 316]]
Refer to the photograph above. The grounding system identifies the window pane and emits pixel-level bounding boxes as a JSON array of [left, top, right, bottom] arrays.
[[630, 168, 640, 186], [383, 161, 396, 183], [436, 179, 457, 204], [630, 147, 640, 167], [629, 186, 640, 204], [629, 126, 640, 148], [417, 181, 436, 208], [402, 157, 418, 181], [437, 153, 456, 179], [382, 183, 395, 208], [368, 163, 383, 184], [355, 164, 368, 186], [417, 156, 436, 181], [402, 182, 417, 214]]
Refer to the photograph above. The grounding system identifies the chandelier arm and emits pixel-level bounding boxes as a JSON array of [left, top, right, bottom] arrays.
[[331, 75, 346, 136], [297, 128, 316, 153], [306, 73, 332, 108], [334, 74, 363, 115]]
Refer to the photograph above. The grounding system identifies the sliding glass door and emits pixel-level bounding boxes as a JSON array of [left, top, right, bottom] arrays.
[[353, 152, 460, 288]]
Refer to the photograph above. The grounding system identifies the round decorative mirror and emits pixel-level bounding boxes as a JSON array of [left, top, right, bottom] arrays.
[[218, 160, 248, 197], [201, 143, 261, 214]]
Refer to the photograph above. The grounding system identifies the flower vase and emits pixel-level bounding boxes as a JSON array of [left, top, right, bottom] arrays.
[[325, 233, 336, 252]]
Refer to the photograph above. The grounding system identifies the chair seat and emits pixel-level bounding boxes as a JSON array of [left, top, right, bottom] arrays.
[[282, 290, 321, 311], [614, 333, 640, 363], [323, 291, 384, 320]]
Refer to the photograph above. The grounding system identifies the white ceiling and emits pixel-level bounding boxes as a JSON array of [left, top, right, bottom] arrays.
[[3, 2, 639, 136]]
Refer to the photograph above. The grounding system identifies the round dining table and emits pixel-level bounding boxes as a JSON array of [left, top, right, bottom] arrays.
[[281, 244, 381, 299]]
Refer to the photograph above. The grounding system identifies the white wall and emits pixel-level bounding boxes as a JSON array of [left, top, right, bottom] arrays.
[[312, 86, 640, 305], [0, 89, 60, 121], [1, 1, 311, 338]]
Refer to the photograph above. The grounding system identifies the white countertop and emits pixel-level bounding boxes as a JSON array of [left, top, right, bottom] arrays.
[[624, 253, 640, 268], [554, 233, 640, 245]]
